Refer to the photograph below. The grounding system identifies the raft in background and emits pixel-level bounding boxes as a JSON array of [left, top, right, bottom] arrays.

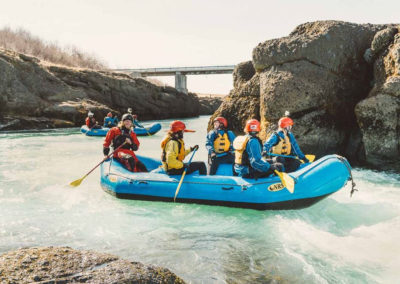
[[80, 123, 162, 137], [100, 154, 353, 210]]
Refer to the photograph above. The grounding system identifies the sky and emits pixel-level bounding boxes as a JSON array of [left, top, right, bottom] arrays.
[[0, 0, 399, 94]]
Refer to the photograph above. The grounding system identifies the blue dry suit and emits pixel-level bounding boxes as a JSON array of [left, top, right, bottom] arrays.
[[263, 130, 307, 161], [104, 117, 119, 128], [205, 129, 236, 157], [234, 135, 272, 176]]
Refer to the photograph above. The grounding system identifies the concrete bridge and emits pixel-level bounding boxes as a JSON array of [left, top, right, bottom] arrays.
[[113, 65, 235, 94]]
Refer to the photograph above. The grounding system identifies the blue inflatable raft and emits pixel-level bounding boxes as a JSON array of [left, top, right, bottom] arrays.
[[100, 154, 353, 210], [80, 123, 162, 137]]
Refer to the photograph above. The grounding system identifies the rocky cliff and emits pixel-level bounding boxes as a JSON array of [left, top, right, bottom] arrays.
[[0, 48, 200, 131], [0, 247, 185, 283], [211, 21, 400, 172]]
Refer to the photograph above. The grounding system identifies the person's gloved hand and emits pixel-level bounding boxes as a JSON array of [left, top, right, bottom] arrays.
[[131, 143, 138, 151], [262, 151, 269, 158], [270, 163, 284, 172], [103, 147, 110, 156], [210, 152, 217, 160], [190, 145, 199, 152]]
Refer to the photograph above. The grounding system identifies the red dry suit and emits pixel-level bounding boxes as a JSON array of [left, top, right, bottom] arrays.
[[103, 126, 140, 171]]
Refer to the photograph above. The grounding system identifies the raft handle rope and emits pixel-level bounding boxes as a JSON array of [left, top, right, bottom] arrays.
[[336, 155, 357, 197]]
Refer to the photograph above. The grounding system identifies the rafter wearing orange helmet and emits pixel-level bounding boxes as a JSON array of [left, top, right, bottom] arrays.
[[205, 116, 236, 175], [161, 120, 206, 175], [263, 112, 309, 172], [232, 119, 284, 178]]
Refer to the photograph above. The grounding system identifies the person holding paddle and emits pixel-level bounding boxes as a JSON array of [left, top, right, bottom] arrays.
[[233, 119, 284, 178], [103, 113, 148, 172], [85, 111, 102, 129], [263, 111, 309, 172], [161, 120, 206, 175]]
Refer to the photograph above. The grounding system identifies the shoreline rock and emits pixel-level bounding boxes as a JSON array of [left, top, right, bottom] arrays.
[[0, 48, 201, 131], [0, 246, 185, 283]]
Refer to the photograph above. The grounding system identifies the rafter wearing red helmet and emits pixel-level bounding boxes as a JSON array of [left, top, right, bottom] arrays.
[[103, 111, 119, 128], [233, 119, 284, 178], [205, 116, 236, 175], [263, 112, 309, 172], [160, 120, 206, 175]]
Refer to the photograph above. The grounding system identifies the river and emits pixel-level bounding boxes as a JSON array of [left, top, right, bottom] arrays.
[[0, 115, 399, 283]]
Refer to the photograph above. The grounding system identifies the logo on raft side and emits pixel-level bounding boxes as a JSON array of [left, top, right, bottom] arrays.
[[109, 175, 118, 182], [268, 183, 285, 192]]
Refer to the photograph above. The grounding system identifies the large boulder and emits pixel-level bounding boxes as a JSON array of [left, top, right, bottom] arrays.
[[211, 21, 400, 170], [209, 74, 260, 131], [0, 247, 185, 283], [355, 27, 400, 171], [0, 48, 200, 130], [232, 61, 255, 89]]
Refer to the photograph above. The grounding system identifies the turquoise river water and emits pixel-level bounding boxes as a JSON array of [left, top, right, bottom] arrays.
[[0, 115, 399, 283]]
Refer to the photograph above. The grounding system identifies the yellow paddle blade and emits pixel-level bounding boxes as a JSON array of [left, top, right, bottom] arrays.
[[274, 170, 295, 194], [69, 175, 87, 187], [174, 171, 187, 202], [305, 154, 315, 162]]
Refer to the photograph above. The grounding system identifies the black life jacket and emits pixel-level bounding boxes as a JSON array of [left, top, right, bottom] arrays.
[[112, 127, 133, 150], [88, 117, 97, 128]]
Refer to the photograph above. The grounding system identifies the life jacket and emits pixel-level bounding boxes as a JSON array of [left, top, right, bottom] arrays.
[[104, 117, 116, 127], [233, 135, 262, 166], [272, 132, 292, 155], [161, 135, 185, 164], [213, 131, 231, 154], [112, 127, 133, 150]]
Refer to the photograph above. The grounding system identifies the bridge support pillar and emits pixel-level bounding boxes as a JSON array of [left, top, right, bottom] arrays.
[[175, 72, 188, 94]]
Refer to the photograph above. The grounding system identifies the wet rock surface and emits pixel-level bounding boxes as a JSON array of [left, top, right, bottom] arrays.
[[0, 247, 185, 283]]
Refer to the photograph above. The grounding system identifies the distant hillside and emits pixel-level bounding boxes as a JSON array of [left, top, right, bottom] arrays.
[[0, 27, 106, 69]]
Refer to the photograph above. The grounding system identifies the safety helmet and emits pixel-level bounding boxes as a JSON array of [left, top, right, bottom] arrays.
[[278, 117, 293, 128], [170, 120, 195, 133], [244, 119, 261, 133], [122, 113, 133, 122], [107, 112, 112, 117], [88, 111, 94, 117], [213, 116, 228, 128]]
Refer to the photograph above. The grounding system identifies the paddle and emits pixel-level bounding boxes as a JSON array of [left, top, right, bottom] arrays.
[[268, 153, 315, 163], [173, 148, 198, 202], [274, 170, 295, 193], [69, 142, 127, 187], [134, 119, 151, 136]]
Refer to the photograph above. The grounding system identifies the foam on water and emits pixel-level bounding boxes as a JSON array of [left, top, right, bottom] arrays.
[[1, 116, 399, 283]]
